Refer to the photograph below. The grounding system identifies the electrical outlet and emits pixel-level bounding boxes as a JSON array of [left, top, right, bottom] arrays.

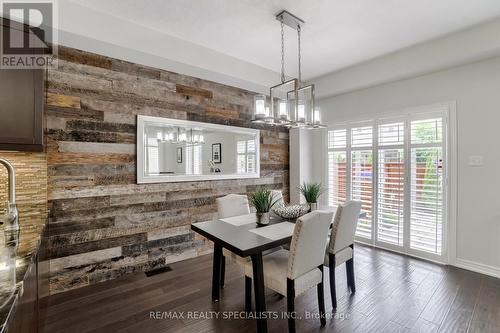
[[468, 156, 484, 166]]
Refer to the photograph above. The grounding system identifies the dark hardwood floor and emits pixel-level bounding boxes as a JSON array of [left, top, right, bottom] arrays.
[[40, 244, 500, 333]]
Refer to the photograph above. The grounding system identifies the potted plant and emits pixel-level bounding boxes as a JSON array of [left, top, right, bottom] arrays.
[[249, 188, 279, 225], [298, 182, 324, 211]]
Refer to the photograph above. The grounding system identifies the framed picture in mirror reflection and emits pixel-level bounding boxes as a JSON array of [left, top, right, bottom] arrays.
[[177, 147, 182, 163], [212, 143, 221, 164]]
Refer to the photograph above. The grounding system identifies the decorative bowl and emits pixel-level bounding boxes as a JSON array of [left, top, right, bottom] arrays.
[[272, 204, 310, 220]]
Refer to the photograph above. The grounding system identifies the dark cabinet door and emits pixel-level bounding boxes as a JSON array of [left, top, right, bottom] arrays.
[[0, 19, 45, 152], [0, 69, 44, 152]]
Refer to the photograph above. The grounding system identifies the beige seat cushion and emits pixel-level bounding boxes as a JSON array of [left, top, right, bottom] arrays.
[[223, 248, 248, 264], [244, 249, 322, 297], [223, 247, 282, 265], [323, 242, 353, 267]]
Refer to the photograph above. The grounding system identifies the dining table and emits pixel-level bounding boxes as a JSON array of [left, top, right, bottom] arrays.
[[190, 208, 366, 333]]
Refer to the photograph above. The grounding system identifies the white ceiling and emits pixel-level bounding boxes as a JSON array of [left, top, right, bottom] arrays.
[[70, 0, 500, 80]]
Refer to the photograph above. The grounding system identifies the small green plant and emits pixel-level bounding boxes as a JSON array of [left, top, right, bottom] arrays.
[[249, 188, 279, 213], [298, 182, 324, 203]]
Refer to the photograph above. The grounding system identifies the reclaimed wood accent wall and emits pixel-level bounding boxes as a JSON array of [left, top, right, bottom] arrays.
[[46, 47, 289, 294]]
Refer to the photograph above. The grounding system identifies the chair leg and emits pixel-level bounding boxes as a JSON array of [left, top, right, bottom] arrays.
[[220, 256, 226, 288], [346, 244, 356, 293], [287, 278, 295, 333], [317, 265, 326, 326], [245, 276, 252, 313], [329, 253, 337, 309]]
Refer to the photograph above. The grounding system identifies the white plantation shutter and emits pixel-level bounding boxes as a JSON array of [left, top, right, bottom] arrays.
[[185, 145, 202, 175], [351, 126, 374, 238], [237, 139, 256, 173], [185, 146, 193, 174], [328, 151, 347, 207], [377, 122, 405, 246], [193, 145, 202, 175], [410, 118, 444, 254], [328, 130, 347, 207], [247, 139, 256, 173], [329, 129, 347, 149], [351, 150, 373, 238], [146, 137, 159, 174], [351, 126, 372, 147], [247, 154, 256, 173], [237, 140, 246, 173], [327, 111, 447, 261]]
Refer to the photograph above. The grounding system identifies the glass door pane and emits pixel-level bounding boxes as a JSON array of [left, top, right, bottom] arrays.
[[352, 150, 373, 239], [377, 149, 405, 246], [410, 117, 444, 255], [410, 147, 443, 254], [328, 151, 347, 207]]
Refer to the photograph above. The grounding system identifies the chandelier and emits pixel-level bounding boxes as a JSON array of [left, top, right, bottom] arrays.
[[253, 10, 325, 129], [157, 127, 205, 145]]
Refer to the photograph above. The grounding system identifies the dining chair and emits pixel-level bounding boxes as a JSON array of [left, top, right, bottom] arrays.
[[244, 210, 333, 333], [323, 200, 362, 309], [216, 194, 251, 288]]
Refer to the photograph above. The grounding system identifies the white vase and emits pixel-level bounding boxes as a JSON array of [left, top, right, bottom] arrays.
[[309, 202, 318, 211], [256, 212, 270, 225]]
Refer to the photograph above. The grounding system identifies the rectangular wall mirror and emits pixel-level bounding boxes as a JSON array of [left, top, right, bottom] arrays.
[[137, 115, 260, 183]]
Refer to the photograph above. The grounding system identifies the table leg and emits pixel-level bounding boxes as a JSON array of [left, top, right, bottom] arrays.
[[251, 253, 267, 333], [211, 243, 222, 302]]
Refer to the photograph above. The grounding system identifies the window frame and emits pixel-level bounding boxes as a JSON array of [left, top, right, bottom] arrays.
[[325, 102, 455, 264]]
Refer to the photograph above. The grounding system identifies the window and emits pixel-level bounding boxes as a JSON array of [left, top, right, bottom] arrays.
[[326, 110, 448, 261], [327, 130, 347, 207], [410, 118, 444, 254], [377, 122, 405, 246], [237, 139, 257, 173], [146, 136, 159, 174], [186, 145, 202, 175]]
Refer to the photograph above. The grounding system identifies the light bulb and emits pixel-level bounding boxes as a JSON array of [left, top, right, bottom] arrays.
[[298, 103, 305, 122], [314, 107, 321, 125], [279, 100, 287, 120], [254, 95, 266, 120]]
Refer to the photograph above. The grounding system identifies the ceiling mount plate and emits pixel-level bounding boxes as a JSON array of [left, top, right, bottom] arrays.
[[275, 10, 304, 30]]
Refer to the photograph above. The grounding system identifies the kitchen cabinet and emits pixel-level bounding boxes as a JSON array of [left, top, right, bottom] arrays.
[[0, 19, 45, 152]]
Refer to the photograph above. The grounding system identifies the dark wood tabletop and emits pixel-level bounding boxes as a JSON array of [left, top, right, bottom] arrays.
[[191, 214, 292, 257]]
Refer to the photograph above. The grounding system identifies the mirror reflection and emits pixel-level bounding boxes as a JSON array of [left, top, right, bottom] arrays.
[[138, 116, 260, 183]]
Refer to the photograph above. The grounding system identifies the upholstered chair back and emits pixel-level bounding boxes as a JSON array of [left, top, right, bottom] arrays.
[[287, 210, 333, 280], [216, 194, 250, 218], [329, 201, 362, 254]]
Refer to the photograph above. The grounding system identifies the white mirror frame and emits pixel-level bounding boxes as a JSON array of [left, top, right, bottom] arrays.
[[137, 115, 261, 184]]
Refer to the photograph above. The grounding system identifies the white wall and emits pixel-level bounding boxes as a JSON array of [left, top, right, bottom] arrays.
[[311, 17, 500, 99], [289, 128, 327, 205], [317, 56, 500, 277], [55, 1, 278, 95], [202, 132, 238, 174]]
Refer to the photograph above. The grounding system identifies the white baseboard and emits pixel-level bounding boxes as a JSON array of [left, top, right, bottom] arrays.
[[454, 258, 500, 279]]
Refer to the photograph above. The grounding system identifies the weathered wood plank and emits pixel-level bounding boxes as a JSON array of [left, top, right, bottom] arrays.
[[176, 84, 213, 99], [50, 247, 122, 272], [58, 46, 113, 69], [47, 92, 81, 109], [56, 142, 135, 155], [47, 152, 135, 166], [205, 106, 239, 119]]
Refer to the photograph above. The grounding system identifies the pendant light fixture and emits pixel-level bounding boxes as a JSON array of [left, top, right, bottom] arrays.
[[253, 10, 325, 129]]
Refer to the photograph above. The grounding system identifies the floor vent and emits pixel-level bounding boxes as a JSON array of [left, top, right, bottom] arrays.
[[145, 266, 172, 277]]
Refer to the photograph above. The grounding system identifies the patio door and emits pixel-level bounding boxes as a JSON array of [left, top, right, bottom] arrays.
[[327, 109, 448, 262]]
